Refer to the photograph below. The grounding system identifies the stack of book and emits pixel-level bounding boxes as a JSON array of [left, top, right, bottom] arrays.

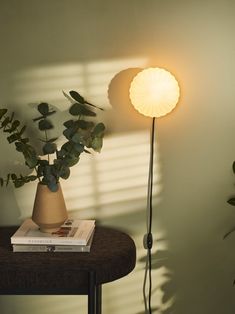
[[11, 218, 95, 252]]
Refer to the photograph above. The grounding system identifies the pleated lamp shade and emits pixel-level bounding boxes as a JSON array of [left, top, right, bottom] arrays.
[[129, 67, 180, 118]]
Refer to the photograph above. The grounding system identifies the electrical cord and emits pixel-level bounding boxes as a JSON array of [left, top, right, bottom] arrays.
[[143, 117, 155, 314]]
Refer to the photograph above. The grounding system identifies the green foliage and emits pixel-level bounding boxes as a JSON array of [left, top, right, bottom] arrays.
[[228, 198, 235, 206], [69, 90, 85, 104], [227, 160, 235, 207], [0, 91, 105, 192], [69, 103, 96, 117], [224, 160, 235, 239], [69, 90, 104, 111]]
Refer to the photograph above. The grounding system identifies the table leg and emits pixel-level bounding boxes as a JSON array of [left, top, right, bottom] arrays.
[[96, 285, 102, 314]]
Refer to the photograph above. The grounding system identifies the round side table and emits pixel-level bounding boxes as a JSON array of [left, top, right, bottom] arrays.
[[0, 225, 136, 314]]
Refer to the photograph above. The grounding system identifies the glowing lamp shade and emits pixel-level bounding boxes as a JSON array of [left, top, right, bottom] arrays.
[[129, 67, 180, 118]]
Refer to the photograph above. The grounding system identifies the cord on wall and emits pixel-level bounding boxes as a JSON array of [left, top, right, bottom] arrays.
[[143, 117, 155, 314]]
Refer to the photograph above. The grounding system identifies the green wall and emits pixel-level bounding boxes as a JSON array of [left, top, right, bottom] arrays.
[[0, 0, 235, 313]]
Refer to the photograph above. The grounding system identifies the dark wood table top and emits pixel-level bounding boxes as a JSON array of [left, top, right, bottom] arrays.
[[0, 225, 136, 295]]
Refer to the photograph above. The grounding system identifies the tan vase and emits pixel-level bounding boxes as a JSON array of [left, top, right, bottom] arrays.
[[32, 182, 68, 233]]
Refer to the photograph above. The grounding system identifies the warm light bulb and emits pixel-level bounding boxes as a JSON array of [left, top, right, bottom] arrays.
[[129, 67, 180, 118]]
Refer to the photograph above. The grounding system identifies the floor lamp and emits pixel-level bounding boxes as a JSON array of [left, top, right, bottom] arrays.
[[129, 67, 180, 313]]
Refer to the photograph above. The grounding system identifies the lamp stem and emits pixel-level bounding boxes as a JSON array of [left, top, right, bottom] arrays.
[[143, 117, 155, 314]]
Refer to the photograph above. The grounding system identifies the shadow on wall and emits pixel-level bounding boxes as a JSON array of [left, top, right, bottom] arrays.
[[135, 241, 175, 314], [107, 67, 150, 132], [0, 186, 21, 225]]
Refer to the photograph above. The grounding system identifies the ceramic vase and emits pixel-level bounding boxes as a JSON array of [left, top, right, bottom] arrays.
[[32, 182, 68, 233]]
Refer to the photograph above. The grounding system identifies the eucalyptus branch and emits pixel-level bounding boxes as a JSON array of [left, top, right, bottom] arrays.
[[0, 89, 105, 192], [14, 125, 41, 183]]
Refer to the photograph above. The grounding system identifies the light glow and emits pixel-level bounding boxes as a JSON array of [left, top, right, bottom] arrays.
[[129, 67, 180, 118]]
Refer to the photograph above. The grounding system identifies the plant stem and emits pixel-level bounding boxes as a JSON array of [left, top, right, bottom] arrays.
[[44, 130, 50, 163]]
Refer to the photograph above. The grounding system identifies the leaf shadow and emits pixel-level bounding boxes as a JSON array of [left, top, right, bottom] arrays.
[[137, 245, 176, 314]]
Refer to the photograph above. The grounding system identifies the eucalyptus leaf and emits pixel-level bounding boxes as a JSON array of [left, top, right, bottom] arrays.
[[74, 143, 84, 153], [24, 156, 38, 169], [92, 123, 105, 136], [22, 176, 31, 183], [69, 103, 80, 116], [37, 103, 49, 115], [24, 144, 37, 156], [22, 145, 38, 168], [71, 132, 82, 144], [79, 105, 96, 117], [228, 198, 235, 206], [38, 119, 53, 130], [0, 109, 7, 119], [44, 165, 52, 176], [64, 155, 80, 167], [59, 166, 70, 179], [63, 128, 74, 140], [69, 90, 104, 111], [7, 133, 20, 143], [15, 142, 24, 152], [72, 129, 91, 146], [12, 174, 37, 184], [11, 173, 17, 180], [6, 173, 10, 186], [69, 90, 85, 104], [41, 169, 57, 187], [5, 120, 20, 133], [21, 138, 29, 144], [61, 141, 73, 153], [0, 177, 4, 186], [19, 125, 26, 135], [1, 117, 10, 128], [11, 119, 21, 130], [233, 161, 235, 174], [9, 112, 15, 123], [14, 180, 25, 188], [28, 175, 38, 181], [77, 120, 94, 130], [56, 149, 65, 159], [61, 141, 82, 157], [63, 119, 74, 128], [38, 160, 49, 166], [48, 182, 58, 192], [69, 103, 96, 117], [43, 142, 57, 155], [91, 137, 103, 152]]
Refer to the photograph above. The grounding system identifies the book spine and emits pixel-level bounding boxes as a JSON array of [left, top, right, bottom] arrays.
[[11, 237, 87, 245], [13, 245, 90, 252]]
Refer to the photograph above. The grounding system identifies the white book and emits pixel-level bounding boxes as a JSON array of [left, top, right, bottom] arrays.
[[12, 231, 95, 252], [11, 218, 95, 246]]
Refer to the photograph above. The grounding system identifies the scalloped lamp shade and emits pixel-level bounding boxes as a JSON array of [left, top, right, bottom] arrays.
[[129, 67, 180, 118]]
